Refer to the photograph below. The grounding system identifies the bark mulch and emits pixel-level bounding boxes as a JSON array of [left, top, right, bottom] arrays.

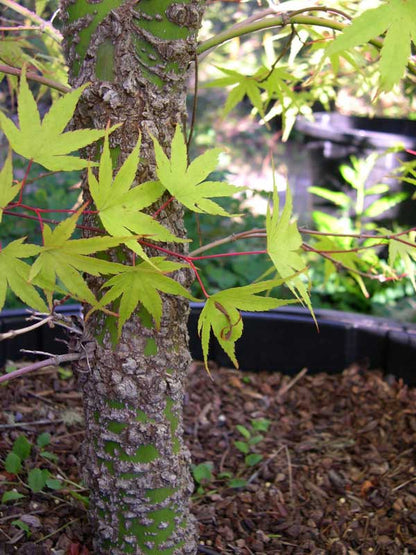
[[1, 361, 416, 554]]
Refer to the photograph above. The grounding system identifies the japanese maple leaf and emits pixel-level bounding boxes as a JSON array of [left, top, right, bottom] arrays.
[[28, 208, 125, 306], [0, 152, 20, 222], [198, 280, 297, 369], [266, 185, 314, 320], [205, 66, 266, 117], [388, 231, 416, 291], [313, 236, 370, 298], [0, 67, 117, 171], [0, 238, 47, 312], [88, 133, 185, 261], [152, 125, 242, 216], [90, 257, 196, 335], [326, 0, 416, 91]]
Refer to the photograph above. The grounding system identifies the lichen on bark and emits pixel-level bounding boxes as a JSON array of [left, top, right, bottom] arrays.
[[60, 0, 206, 552]]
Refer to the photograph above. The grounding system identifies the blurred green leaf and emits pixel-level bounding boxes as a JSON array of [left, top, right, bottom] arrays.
[[1, 490, 25, 503], [28, 468, 49, 493], [12, 435, 32, 461], [245, 453, 263, 466], [36, 433, 51, 448], [5, 452, 22, 474], [234, 441, 249, 454]]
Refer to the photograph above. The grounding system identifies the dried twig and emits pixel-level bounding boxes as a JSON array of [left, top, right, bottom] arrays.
[[247, 445, 285, 484], [285, 444, 294, 499], [0, 314, 54, 342], [34, 518, 81, 545], [278, 367, 308, 397], [0, 352, 83, 384], [0, 418, 64, 430], [0, 64, 69, 94], [392, 477, 416, 492]]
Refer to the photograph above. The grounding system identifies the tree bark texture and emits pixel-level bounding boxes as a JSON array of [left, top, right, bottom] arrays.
[[60, 1, 206, 553]]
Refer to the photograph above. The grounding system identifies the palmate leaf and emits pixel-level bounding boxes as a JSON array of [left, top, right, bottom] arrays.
[[0, 238, 47, 312], [266, 185, 314, 320], [0, 152, 20, 222], [261, 66, 300, 140], [0, 37, 46, 88], [0, 67, 117, 171], [88, 133, 182, 262], [388, 231, 416, 290], [28, 208, 125, 306], [205, 66, 266, 118], [309, 186, 351, 210], [90, 257, 196, 335], [197, 280, 297, 369], [312, 236, 370, 298], [152, 125, 242, 216], [326, 0, 416, 91]]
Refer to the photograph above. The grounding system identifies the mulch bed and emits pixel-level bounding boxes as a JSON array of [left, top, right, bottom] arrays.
[[1, 361, 416, 554]]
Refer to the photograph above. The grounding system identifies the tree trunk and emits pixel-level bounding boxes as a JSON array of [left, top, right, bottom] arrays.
[[60, 1, 206, 552]]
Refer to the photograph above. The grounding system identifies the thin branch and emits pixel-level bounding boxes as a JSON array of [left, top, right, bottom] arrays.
[[393, 235, 416, 250], [0, 64, 70, 94], [304, 242, 388, 255], [188, 259, 210, 298], [197, 12, 416, 78], [188, 224, 408, 259], [290, 6, 351, 22], [34, 518, 81, 545], [0, 314, 53, 342], [0, 418, 64, 430], [303, 243, 382, 281], [152, 196, 175, 219], [0, 0, 62, 43], [0, 352, 83, 384], [0, 25, 42, 31], [190, 249, 267, 261], [187, 51, 199, 151], [300, 226, 416, 241], [189, 228, 266, 256], [197, 14, 347, 56], [21, 170, 61, 186], [258, 26, 296, 84], [2, 208, 104, 235], [278, 367, 308, 397], [20, 348, 61, 357]]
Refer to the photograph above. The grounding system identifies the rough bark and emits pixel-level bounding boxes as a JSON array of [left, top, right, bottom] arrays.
[[60, 1, 206, 552]]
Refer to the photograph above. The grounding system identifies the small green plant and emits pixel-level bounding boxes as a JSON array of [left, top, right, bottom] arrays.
[[11, 519, 32, 538], [218, 471, 248, 490], [1, 433, 63, 503], [308, 153, 416, 319], [234, 418, 271, 468], [191, 461, 214, 494], [310, 152, 408, 232]]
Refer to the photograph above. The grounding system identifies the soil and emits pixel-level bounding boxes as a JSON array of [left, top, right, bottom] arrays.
[[1, 360, 416, 554]]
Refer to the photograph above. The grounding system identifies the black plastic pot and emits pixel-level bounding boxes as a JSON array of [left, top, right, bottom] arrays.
[[1, 304, 416, 385], [294, 112, 416, 225]]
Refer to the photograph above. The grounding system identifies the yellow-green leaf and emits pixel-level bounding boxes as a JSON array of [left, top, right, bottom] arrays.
[[388, 232, 416, 290], [198, 280, 298, 370], [0, 152, 20, 222], [0, 238, 46, 312], [89, 133, 181, 262], [326, 0, 416, 92], [266, 185, 314, 320], [92, 257, 196, 334], [153, 125, 242, 216], [0, 67, 118, 170], [29, 209, 125, 305]]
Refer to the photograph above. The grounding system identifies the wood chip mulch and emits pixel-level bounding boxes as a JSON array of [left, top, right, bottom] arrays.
[[1, 361, 416, 554]]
